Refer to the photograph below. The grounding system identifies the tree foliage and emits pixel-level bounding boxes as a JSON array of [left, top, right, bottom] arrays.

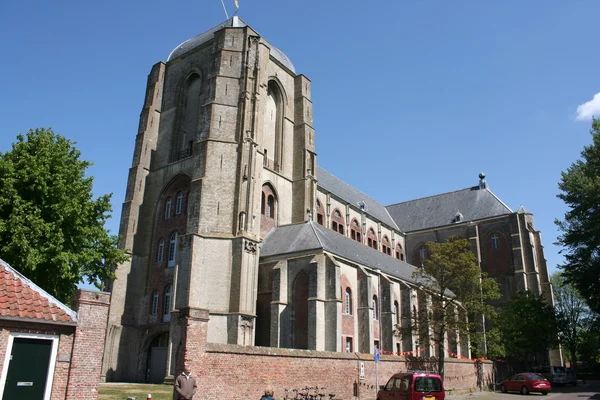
[[494, 291, 558, 362], [551, 272, 593, 372], [556, 118, 600, 315], [400, 236, 500, 378], [0, 128, 129, 303]]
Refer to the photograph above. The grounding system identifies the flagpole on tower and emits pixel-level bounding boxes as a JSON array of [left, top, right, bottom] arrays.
[[220, 0, 229, 19]]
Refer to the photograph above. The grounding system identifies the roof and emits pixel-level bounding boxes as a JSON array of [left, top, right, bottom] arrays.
[[167, 16, 296, 73], [260, 221, 428, 287], [317, 166, 399, 230], [0, 258, 77, 324], [386, 185, 513, 232]]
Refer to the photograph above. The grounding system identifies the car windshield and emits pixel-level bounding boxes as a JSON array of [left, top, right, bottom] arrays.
[[414, 377, 442, 392], [526, 374, 546, 380], [552, 367, 566, 374]]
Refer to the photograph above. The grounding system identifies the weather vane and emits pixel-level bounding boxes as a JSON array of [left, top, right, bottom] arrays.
[[220, 0, 239, 19]]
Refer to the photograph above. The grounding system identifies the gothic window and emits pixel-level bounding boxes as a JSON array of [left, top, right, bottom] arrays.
[[151, 291, 159, 316], [263, 81, 283, 172], [395, 243, 404, 261], [367, 228, 378, 250], [168, 232, 178, 267], [261, 192, 266, 215], [373, 295, 378, 320], [330, 209, 345, 235], [315, 199, 325, 226], [163, 285, 173, 322], [267, 195, 275, 218], [350, 219, 362, 242], [261, 184, 277, 220], [172, 73, 202, 161], [491, 234, 499, 250], [157, 239, 164, 263], [345, 288, 352, 315], [164, 198, 172, 219], [382, 236, 392, 256], [394, 301, 400, 324], [175, 191, 184, 215]]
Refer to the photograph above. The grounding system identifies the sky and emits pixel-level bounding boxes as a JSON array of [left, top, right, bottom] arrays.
[[1, 0, 599, 284]]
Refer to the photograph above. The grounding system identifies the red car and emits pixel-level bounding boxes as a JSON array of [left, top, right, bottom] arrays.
[[500, 373, 552, 395], [377, 372, 445, 400]]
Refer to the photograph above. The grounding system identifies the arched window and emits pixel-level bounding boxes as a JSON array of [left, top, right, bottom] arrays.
[[164, 198, 172, 219], [394, 301, 400, 324], [261, 192, 266, 215], [395, 243, 404, 261], [367, 228, 378, 250], [315, 199, 325, 226], [157, 239, 165, 263], [491, 234, 499, 250], [175, 191, 184, 215], [372, 295, 378, 320], [382, 236, 391, 256], [331, 209, 345, 235], [261, 184, 277, 219], [168, 232, 178, 267], [151, 291, 159, 316], [345, 288, 352, 315], [263, 81, 283, 172], [350, 219, 362, 242], [163, 285, 173, 322]]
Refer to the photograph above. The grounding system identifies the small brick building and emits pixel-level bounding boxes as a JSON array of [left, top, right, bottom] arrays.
[[0, 258, 110, 400]]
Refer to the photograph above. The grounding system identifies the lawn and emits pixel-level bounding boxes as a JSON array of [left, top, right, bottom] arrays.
[[98, 383, 173, 400]]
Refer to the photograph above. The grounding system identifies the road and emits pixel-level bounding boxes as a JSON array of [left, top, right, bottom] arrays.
[[447, 381, 600, 400]]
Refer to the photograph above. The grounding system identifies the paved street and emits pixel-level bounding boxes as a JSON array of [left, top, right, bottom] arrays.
[[448, 381, 600, 400]]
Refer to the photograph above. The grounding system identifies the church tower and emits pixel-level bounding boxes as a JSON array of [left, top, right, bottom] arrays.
[[103, 17, 316, 382]]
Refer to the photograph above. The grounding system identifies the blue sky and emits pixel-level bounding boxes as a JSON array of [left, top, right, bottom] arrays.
[[2, 0, 599, 283]]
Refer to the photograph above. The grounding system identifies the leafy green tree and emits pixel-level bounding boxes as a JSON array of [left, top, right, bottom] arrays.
[[551, 272, 592, 373], [0, 128, 128, 303], [399, 236, 500, 378], [495, 291, 558, 362], [556, 118, 600, 315]]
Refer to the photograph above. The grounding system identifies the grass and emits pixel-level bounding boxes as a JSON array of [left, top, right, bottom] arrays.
[[98, 383, 173, 400]]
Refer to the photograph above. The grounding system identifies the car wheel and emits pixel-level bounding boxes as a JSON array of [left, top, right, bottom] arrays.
[[521, 386, 529, 395], [500, 384, 507, 393], [541, 392, 548, 396]]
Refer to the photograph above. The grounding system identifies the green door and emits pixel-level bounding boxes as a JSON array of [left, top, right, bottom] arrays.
[[2, 338, 53, 400]]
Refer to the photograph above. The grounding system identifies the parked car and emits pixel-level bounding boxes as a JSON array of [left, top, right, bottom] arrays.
[[377, 371, 445, 400], [530, 366, 568, 384], [500, 373, 552, 395], [565, 368, 577, 385]]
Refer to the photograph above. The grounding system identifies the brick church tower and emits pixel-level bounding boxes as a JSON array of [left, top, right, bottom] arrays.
[[103, 17, 316, 382]]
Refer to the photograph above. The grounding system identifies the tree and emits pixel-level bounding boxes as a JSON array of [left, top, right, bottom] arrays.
[[556, 118, 600, 315], [399, 236, 500, 379], [551, 272, 592, 373], [0, 128, 128, 303], [494, 291, 558, 363]]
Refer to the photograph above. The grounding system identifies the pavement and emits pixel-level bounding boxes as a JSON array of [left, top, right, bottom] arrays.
[[446, 390, 497, 400]]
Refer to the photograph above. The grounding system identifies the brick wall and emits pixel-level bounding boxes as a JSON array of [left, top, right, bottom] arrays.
[[65, 290, 110, 400]]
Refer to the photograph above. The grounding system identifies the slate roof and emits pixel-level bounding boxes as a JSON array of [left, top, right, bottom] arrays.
[[261, 221, 430, 287], [316, 166, 399, 230], [0, 258, 77, 324], [385, 185, 513, 233]]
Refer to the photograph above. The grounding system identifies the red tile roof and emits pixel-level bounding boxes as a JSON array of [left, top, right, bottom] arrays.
[[0, 259, 76, 324]]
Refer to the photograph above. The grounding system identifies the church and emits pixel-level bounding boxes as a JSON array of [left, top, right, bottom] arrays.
[[102, 17, 553, 384]]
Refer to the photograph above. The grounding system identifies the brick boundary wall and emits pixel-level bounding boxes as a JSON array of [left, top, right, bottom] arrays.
[[177, 307, 493, 400], [65, 290, 111, 400]]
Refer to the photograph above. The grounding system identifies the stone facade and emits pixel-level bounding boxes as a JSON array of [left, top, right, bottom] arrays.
[[104, 16, 554, 388]]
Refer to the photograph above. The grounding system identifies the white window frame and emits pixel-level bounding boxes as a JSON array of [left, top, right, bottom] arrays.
[[168, 232, 177, 267], [165, 198, 172, 219], [175, 192, 184, 215], [151, 291, 159, 315], [345, 337, 353, 353], [373, 295, 378, 320], [157, 239, 164, 263], [394, 301, 400, 324], [0, 332, 59, 400], [345, 288, 352, 315], [163, 285, 173, 323]]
